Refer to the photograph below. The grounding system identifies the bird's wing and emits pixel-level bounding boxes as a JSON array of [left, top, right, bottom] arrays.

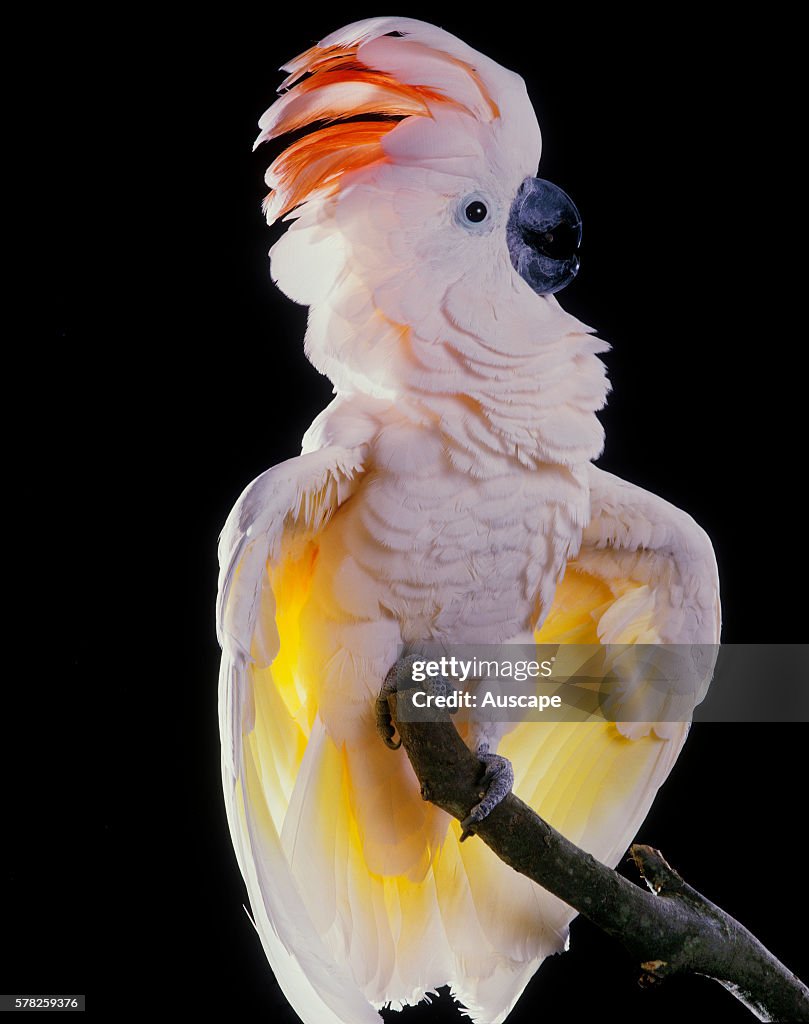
[[217, 452, 720, 1024], [500, 463, 720, 872], [216, 444, 383, 1024], [425, 466, 721, 1022]]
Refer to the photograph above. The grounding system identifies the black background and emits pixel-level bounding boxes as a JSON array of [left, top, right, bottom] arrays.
[[24, 5, 805, 1020]]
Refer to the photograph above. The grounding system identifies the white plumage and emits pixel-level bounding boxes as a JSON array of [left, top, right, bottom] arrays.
[[217, 17, 720, 1023]]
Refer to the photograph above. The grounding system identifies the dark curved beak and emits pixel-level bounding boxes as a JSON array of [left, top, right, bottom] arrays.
[[506, 177, 582, 295]]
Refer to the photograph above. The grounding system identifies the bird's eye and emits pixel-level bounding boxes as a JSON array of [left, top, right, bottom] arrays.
[[456, 192, 493, 233], [465, 200, 488, 223]]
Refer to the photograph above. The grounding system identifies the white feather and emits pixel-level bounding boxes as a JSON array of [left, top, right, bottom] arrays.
[[218, 17, 722, 1024]]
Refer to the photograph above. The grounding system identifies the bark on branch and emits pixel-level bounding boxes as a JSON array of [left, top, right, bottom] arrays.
[[388, 686, 809, 1022]]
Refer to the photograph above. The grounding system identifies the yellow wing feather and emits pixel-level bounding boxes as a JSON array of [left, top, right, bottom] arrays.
[[221, 461, 719, 1023]]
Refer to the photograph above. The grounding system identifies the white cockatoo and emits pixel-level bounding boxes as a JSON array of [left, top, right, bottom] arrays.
[[216, 17, 721, 1024]]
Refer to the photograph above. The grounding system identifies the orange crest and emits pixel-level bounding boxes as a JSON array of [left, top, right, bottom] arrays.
[[255, 32, 499, 223]]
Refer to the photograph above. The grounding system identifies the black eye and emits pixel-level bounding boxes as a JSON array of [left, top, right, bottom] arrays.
[[465, 200, 488, 223]]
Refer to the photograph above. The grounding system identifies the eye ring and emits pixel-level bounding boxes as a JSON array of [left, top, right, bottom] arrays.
[[456, 192, 493, 233]]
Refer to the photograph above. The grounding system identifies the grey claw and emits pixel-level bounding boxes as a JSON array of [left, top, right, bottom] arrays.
[[382, 732, 402, 750], [376, 654, 460, 752], [460, 751, 514, 841], [375, 655, 422, 750], [376, 664, 401, 749]]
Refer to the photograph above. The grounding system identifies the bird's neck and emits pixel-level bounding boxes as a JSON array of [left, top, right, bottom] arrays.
[[304, 287, 610, 473], [304, 346, 608, 482], [396, 335, 609, 473]]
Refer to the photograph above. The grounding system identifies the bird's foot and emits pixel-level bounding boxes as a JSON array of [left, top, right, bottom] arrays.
[[376, 654, 452, 750], [460, 742, 514, 841]]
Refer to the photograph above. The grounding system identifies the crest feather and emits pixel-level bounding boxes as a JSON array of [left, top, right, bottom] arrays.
[[254, 21, 502, 224]]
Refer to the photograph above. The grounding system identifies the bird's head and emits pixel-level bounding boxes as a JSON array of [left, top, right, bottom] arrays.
[[255, 16, 607, 460]]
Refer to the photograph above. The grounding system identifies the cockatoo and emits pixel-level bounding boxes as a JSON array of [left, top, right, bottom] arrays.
[[216, 16, 721, 1024]]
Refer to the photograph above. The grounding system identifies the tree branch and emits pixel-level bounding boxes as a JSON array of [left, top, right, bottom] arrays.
[[388, 686, 809, 1022]]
